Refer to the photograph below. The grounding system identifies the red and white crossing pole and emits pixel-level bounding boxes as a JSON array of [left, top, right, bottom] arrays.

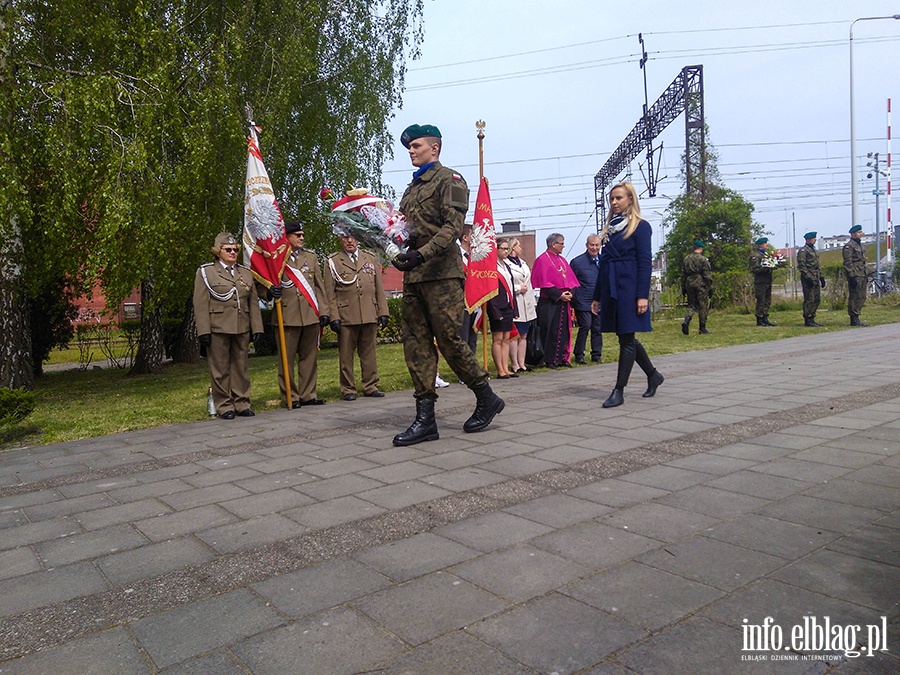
[[887, 98, 893, 261]]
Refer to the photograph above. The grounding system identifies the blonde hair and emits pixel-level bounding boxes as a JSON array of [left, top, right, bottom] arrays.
[[601, 182, 642, 241], [506, 237, 520, 252]]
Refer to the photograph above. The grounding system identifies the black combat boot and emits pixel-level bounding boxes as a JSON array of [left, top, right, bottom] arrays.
[[764, 315, 777, 326], [850, 315, 869, 327], [681, 316, 691, 335], [463, 382, 505, 432], [393, 397, 439, 446], [756, 316, 765, 326], [809, 316, 823, 327]]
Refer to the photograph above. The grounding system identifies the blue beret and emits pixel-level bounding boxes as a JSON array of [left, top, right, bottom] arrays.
[[849, 224, 862, 234], [803, 231, 817, 240], [401, 124, 442, 149], [755, 237, 768, 245]]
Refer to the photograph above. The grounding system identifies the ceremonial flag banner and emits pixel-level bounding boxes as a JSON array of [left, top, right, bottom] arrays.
[[465, 177, 499, 311], [243, 124, 290, 287]]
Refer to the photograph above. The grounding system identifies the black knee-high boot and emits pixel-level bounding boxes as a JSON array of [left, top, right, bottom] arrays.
[[603, 335, 636, 408], [635, 339, 664, 397]]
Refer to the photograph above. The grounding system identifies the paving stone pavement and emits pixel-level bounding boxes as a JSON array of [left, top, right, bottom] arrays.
[[1, 324, 898, 674]]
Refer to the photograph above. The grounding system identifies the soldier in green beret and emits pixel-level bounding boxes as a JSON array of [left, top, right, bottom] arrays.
[[843, 224, 868, 326], [391, 123, 504, 446], [797, 231, 824, 327], [681, 240, 712, 335], [749, 236, 776, 326]]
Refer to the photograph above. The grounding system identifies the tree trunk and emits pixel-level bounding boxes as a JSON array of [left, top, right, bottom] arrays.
[[0, 1, 34, 389], [130, 277, 164, 375], [170, 295, 200, 364], [0, 218, 34, 389]]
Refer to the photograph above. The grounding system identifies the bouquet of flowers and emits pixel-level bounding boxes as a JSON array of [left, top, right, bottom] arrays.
[[760, 246, 786, 269], [320, 187, 409, 260]]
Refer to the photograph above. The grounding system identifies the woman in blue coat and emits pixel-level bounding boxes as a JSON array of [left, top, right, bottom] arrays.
[[591, 182, 664, 408]]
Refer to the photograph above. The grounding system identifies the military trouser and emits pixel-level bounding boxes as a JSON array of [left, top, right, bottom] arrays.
[[338, 323, 380, 396], [754, 280, 772, 317], [402, 278, 489, 398], [684, 287, 709, 326], [801, 279, 821, 320], [276, 324, 320, 405], [207, 332, 252, 415], [847, 275, 867, 317]]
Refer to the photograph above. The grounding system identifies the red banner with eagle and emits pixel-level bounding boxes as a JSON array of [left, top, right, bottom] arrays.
[[242, 123, 290, 288], [465, 177, 499, 311]]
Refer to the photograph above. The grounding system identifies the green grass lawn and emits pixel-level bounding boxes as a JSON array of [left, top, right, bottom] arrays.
[[6, 301, 899, 449]]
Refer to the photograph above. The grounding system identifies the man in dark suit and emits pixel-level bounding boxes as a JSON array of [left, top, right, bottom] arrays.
[[569, 234, 603, 364]]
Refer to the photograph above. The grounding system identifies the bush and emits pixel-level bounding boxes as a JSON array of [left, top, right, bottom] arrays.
[[0, 388, 36, 430]]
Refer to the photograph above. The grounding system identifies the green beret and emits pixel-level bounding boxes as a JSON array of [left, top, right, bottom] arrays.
[[849, 224, 862, 234], [693, 239, 705, 248], [401, 124, 442, 149], [754, 237, 768, 245], [803, 231, 817, 240]]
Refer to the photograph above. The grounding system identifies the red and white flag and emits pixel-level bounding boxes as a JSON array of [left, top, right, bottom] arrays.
[[465, 177, 499, 312], [242, 124, 291, 288]]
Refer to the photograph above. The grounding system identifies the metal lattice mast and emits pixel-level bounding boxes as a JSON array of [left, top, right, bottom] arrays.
[[594, 65, 704, 228]]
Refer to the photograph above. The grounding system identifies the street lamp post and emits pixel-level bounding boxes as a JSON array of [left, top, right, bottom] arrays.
[[850, 15, 900, 227], [867, 152, 889, 278]]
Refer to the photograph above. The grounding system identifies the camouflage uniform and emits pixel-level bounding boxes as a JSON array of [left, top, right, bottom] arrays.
[[398, 162, 488, 398], [797, 242, 822, 323], [681, 251, 712, 328], [842, 237, 867, 320], [749, 248, 773, 318]]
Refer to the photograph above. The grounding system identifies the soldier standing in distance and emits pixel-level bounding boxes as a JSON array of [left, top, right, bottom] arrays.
[[681, 239, 713, 335], [797, 231, 825, 327], [193, 233, 264, 419], [325, 233, 389, 401], [749, 236, 776, 326], [843, 224, 868, 326], [390, 123, 504, 446], [262, 221, 331, 408]]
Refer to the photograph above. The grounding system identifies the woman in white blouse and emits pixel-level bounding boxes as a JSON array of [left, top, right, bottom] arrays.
[[505, 238, 537, 373]]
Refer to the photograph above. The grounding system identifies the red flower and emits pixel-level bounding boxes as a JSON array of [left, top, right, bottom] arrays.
[[319, 187, 334, 201]]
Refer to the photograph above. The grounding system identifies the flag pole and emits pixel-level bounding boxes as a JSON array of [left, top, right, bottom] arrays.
[[476, 120, 489, 371], [274, 299, 292, 409], [244, 103, 292, 409]]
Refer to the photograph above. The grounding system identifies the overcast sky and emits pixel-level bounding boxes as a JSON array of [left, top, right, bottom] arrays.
[[379, 0, 899, 254]]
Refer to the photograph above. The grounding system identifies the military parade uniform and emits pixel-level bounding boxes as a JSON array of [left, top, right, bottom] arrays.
[[749, 238, 776, 326], [398, 161, 488, 398], [325, 247, 388, 399], [797, 232, 824, 327], [391, 123, 503, 446], [194, 245, 263, 417], [843, 226, 868, 326], [268, 246, 332, 407], [681, 246, 712, 334]]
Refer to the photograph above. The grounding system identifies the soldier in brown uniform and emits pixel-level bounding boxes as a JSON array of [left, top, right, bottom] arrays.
[[193, 233, 264, 419], [681, 239, 713, 335], [263, 221, 332, 408], [325, 233, 389, 400], [797, 231, 825, 327], [843, 224, 868, 326], [390, 123, 504, 446], [749, 236, 776, 326]]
